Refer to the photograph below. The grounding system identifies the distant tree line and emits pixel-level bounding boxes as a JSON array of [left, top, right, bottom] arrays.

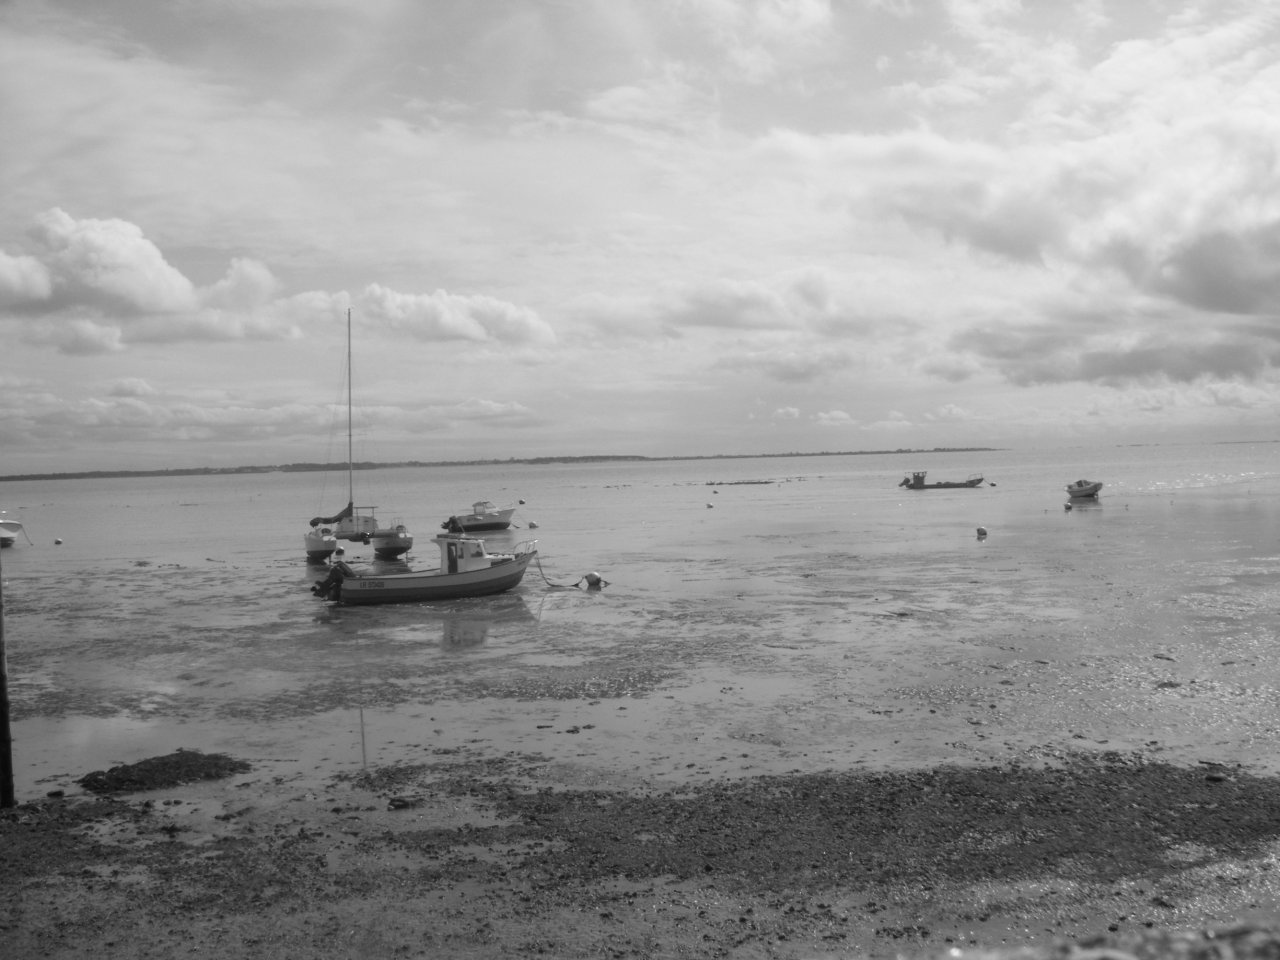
[[0, 448, 1000, 482]]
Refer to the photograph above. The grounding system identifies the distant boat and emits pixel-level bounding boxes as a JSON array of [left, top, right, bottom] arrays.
[[304, 310, 413, 562], [0, 512, 27, 547], [311, 532, 538, 605], [1066, 479, 1103, 499], [442, 500, 517, 532], [898, 471, 985, 490]]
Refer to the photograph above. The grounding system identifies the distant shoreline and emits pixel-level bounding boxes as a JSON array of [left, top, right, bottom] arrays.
[[0, 447, 1001, 482]]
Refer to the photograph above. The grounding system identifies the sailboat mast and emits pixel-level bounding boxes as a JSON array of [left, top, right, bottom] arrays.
[[346, 308, 354, 506]]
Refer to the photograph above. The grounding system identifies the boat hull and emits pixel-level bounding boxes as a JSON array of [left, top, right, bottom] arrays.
[[328, 552, 536, 605], [444, 504, 517, 532], [900, 476, 984, 489], [1066, 481, 1103, 498], [304, 529, 338, 563], [370, 529, 413, 559], [0, 519, 24, 547]]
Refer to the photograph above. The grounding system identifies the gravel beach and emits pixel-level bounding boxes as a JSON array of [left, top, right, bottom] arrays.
[[5, 747, 1280, 959]]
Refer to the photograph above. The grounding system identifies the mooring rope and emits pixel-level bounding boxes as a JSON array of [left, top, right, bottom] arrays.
[[534, 554, 608, 590]]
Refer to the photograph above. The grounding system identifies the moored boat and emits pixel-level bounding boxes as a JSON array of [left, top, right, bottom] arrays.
[[0, 513, 27, 547], [305, 310, 413, 562], [1066, 479, 1103, 498], [899, 471, 985, 490], [442, 500, 517, 532], [311, 533, 538, 605]]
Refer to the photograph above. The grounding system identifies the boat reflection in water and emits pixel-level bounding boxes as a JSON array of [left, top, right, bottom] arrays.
[[357, 570, 537, 649], [438, 595, 536, 649]]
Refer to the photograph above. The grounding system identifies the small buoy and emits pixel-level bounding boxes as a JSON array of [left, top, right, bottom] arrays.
[[706, 503, 714, 508], [1064, 503, 1072, 511], [976, 527, 987, 539], [54, 538, 63, 545], [577, 571, 609, 590], [528, 520, 538, 529], [519, 498, 526, 504], [335, 545, 345, 555]]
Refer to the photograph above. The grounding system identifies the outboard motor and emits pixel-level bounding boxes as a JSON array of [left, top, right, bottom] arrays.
[[312, 561, 356, 601]]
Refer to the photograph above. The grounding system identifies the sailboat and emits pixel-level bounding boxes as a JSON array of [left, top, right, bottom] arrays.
[[305, 310, 413, 562]]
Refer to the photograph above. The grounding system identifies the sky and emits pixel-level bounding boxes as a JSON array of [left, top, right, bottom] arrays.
[[2, 0, 1280, 474]]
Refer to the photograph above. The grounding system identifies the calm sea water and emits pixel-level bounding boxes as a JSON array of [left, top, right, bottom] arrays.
[[3, 442, 1280, 799]]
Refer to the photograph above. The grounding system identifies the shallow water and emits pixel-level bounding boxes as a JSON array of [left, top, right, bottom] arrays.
[[3, 442, 1280, 799]]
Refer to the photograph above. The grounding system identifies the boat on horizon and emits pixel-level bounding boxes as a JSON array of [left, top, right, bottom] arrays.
[[305, 310, 413, 562], [311, 531, 538, 605], [1065, 479, 1103, 499], [898, 471, 985, 490], [442, 500, 518, 532]]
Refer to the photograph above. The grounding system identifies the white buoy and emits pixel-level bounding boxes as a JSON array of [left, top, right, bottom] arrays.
[[519, 498, 526, 504], [706, 502, 714, 508], [528, 520, 538, 529], [54, 538, 63, 545]]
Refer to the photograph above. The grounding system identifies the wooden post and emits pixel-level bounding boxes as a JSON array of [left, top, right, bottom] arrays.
[[0, 545, 14, 808]]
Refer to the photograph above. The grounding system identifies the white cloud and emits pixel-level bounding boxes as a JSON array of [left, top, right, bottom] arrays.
[[29, 208, 197, 314], [359, 284, 555, 346], [814, 409, 854, 427], [0, 250, 52, 304]]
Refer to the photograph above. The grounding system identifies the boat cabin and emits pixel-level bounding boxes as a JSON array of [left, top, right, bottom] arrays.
[[902, 471, 929, 489], [436, 533, 496, 573], [471, 501, 497, 515], [332, 507, 381, 539]]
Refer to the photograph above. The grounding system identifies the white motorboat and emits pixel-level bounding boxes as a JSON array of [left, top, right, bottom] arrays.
[[442, 500, 516, 532], [0, 511, 31, 547]]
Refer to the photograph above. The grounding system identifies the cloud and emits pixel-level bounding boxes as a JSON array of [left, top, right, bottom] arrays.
[[35, 319, 125, 356], [28, 208, 197, 314], [0, 250, 52, 305], [449, 398, 541, 425], [718, 348, 853, 383], [923, 403, 979, 422], [814, 409, 854, 427], [358, 284, 556, 345], [690, 0, 834, 83], [108, 378, 158, 398], [202, 258, 281, 310], [1, 211, 556, 353], [585, 64, 718, 133], [951, 318, 1280, 387]]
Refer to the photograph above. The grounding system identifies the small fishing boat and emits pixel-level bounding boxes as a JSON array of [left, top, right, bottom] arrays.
[[442, 500, 517, 532], [311, 532, 538, 605], [0, 512, 28, 547], [899, 471, 985, 490], [305, 310, 413, 562], [1066, 479, 1103, 499]]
